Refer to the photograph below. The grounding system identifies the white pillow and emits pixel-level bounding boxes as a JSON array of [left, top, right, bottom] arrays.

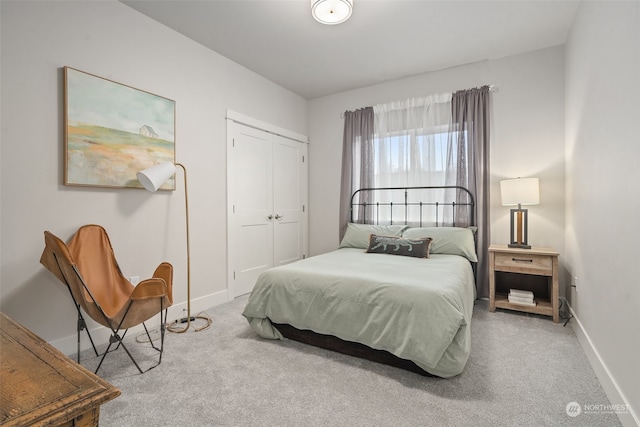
[[402, 227, 478, 262], [339, 223, 408, 249]]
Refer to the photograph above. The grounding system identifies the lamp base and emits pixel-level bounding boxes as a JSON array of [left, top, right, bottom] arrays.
[[175, 316, 197, 324], [167, 313, 212, 333], [509, 207, 531, 250]]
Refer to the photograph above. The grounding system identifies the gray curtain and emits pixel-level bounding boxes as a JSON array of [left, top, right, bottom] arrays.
[[339, 107, 374, 241], [451, 86, 491, 297]]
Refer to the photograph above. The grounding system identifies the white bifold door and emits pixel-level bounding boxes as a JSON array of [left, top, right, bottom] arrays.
[[227, 121, 308, 297]]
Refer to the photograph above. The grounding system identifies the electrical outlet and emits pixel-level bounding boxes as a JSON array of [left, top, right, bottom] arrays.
[[130, 275, 140, 285]]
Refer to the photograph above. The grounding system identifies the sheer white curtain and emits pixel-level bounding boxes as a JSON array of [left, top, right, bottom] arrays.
[[371, 94, 455, 225]]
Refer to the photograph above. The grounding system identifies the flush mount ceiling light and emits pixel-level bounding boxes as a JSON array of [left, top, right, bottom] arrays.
[[311, 0, 353, 25]]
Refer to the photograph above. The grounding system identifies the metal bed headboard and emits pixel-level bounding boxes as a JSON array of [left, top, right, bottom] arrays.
[[349, 186, 475, 227]]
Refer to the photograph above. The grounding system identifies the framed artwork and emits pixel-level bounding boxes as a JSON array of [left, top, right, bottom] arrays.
[[64, 66, 176, 189]]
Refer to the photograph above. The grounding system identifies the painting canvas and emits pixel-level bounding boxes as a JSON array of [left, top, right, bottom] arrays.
[[64, 67, 176, 189]]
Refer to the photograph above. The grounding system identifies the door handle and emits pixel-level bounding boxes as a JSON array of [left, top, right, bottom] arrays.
[[267, 214, 273, 220], [274, 214, 283, 220]]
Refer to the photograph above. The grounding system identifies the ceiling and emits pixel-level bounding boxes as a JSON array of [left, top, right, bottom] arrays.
[[122, 0, 580, 100]]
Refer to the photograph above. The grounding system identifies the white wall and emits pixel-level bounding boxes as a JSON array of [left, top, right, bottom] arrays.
[[307, 46, 566, 292], [565, 2, 640, 425], [0, 0, 306, 353]]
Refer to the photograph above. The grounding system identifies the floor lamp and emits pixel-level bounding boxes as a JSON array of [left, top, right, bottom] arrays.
[[137, 162, 212, 333]]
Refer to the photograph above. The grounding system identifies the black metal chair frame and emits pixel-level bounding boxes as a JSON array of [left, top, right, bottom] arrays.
[[51, 251, 167, 375]]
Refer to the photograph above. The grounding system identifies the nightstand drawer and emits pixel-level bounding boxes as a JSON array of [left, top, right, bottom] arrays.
[[494, 252, 553, 275]]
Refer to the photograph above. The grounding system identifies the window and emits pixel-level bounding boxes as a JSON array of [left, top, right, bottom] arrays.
[[372, 129, 459, 187], [353, 126, 466, 226]]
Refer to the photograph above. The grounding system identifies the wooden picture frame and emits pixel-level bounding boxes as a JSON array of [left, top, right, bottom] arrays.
[[64, 67, 176, 189]]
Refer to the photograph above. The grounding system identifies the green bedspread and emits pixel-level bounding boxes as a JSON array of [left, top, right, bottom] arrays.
[[242, 248, 476, 378]]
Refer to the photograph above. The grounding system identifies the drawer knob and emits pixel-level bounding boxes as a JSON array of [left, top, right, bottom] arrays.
[[512, 258, 533, 263]]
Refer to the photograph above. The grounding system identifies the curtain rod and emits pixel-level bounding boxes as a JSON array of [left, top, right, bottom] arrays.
[[457, 84, 498, 93], [340, 84, 498, 118]]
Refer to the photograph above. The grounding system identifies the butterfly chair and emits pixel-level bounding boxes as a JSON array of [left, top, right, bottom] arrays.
[[40, 224, 173, 374]]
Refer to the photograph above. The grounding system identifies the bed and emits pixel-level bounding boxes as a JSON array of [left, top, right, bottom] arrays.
[[242, 186, 477, 378]]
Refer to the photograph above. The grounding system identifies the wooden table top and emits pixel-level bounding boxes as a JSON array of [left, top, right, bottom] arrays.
[[0, 312, 120, 426]]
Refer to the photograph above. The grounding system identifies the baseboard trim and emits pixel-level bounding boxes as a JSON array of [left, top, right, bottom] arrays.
[[568, 303, 639, 427], [50, 289, 229, 356]]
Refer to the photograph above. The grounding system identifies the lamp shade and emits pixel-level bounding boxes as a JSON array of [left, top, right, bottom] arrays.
[[137, 162, 176, 192], [311, 0, 353, 25], [500, 177, 539, 206]]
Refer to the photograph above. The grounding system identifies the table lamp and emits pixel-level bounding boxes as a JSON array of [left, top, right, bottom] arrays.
[[500, 177, 539, 249]]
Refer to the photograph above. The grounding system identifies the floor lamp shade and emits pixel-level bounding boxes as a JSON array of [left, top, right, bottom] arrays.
[[136, 162, 176, 192], [500, 177, 539, 249]]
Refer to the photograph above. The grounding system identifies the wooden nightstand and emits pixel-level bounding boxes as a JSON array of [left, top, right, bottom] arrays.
[[489, 244, 559, 323]]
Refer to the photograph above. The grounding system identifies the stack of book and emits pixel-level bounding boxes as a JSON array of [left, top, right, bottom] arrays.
[[508, 289, 536, 306]]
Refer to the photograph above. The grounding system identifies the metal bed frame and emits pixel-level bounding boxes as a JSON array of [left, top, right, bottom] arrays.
[[350, 185, 475, 228]]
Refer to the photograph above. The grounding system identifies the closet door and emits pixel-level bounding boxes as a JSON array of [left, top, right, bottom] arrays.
[[228, 123, 274, 297], [227, 121, 308, 298], [272, 135, 305, 267]]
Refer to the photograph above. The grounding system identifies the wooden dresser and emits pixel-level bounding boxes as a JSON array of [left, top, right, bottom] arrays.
[[0, 313, 120, 426]]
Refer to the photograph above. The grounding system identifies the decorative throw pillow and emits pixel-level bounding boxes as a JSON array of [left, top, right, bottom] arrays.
[[366, 234, 432, 258]]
